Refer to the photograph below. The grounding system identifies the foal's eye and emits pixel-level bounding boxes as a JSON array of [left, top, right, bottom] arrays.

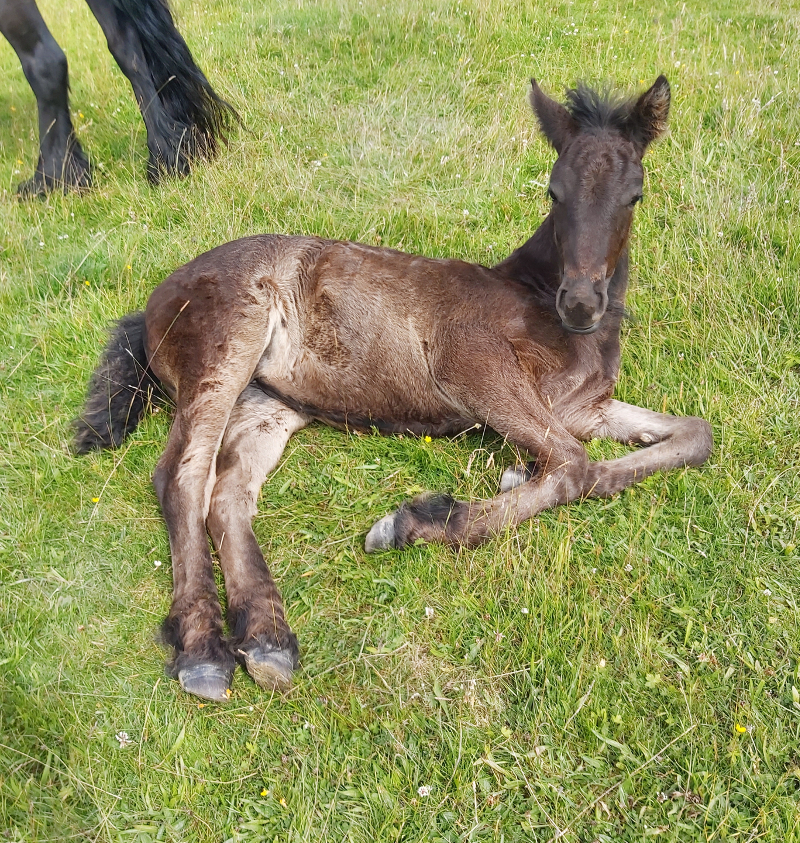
[[547, 187, 558, 203], [629, 194, 643, 207]]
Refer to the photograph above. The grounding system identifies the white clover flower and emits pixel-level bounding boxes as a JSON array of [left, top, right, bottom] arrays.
[[115, 731, 133, 748]]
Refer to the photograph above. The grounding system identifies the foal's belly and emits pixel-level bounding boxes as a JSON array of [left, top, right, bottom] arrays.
[[253, 316, 474, 436]]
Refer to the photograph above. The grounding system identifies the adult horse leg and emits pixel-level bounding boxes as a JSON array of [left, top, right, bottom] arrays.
[[206, 386, 308, 690], [83, 0, 234, 182], [82, 0, 185, 180], [0, 0, 91, 195]]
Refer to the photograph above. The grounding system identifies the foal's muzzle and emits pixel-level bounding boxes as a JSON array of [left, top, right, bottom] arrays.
[[556, 275, 610, 334]]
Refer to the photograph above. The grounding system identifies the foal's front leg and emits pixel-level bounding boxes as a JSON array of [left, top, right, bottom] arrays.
[[582, 399, 713, 497], [206, 387, 309, 691], [500, 399, 713, 498], [366, 357, 593, 551]]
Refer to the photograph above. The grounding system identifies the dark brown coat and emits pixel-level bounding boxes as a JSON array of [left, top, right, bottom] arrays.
[[76, 76, 712, 702]]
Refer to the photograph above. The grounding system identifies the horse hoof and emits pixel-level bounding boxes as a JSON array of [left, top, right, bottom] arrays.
[[365, 512, 397, 553], [239, 646, 294, 691], [177, 664, 232, 702], [500, 466, 529, 492]]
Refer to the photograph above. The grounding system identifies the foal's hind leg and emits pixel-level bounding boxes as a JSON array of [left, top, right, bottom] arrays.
[[206, 386, 308, 691], [148, 301, 276, 700], [154, 404, 238, 702]]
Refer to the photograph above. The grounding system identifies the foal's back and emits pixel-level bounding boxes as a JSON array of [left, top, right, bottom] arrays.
[[146, 234, 568, 435]]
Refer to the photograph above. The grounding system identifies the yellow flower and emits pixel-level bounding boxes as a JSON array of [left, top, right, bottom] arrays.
[[424, 435, 432, 443], [260, 788, 268, 797], [225, 688, 232, 698], [279, 797, 287, 807], [734, 723, 747, 734], [91, 497, 99, 503]]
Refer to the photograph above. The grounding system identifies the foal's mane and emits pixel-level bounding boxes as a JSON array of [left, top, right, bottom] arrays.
[[564, 83, 636, 133]]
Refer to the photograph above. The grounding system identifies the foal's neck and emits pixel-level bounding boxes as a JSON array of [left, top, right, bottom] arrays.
[[492, 214, 560, 297]]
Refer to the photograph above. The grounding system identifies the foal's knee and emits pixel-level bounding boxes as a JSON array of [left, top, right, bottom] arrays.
[[682, 417, 713, 467], [555, 444, 590, 501]]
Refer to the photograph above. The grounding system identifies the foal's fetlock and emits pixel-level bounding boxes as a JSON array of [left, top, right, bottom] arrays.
[[365, 493, 468, 551]]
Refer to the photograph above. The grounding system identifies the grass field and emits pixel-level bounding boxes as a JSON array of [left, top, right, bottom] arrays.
[[1, 0, 799, 839]]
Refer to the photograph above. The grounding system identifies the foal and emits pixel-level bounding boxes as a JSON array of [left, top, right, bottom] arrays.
[[76, 76, 712, 701]]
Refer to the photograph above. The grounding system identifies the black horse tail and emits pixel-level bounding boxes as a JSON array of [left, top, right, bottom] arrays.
[[112, 0, 237, 161], [74, 312, 163, 454]]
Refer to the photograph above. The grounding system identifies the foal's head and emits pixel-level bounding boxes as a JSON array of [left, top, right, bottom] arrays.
[[530, 76, 670, 333]]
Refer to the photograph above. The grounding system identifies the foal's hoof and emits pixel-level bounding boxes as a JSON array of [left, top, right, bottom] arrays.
[[239, 645, 294, 691], [177, 664, 232, 702], [365, 511, 398, 553], [500, 465, 529, 492]]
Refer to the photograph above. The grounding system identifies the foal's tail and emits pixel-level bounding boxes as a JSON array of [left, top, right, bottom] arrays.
[[74, 312, 163, 454], [112, 0, 237, 159]]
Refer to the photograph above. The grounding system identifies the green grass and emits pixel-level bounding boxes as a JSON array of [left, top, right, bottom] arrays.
[[1, 0, 800, 839]]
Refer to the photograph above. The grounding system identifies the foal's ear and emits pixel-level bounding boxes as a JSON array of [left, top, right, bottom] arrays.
[[529, 78, 578, 154], [624, 75, 670, 154]]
